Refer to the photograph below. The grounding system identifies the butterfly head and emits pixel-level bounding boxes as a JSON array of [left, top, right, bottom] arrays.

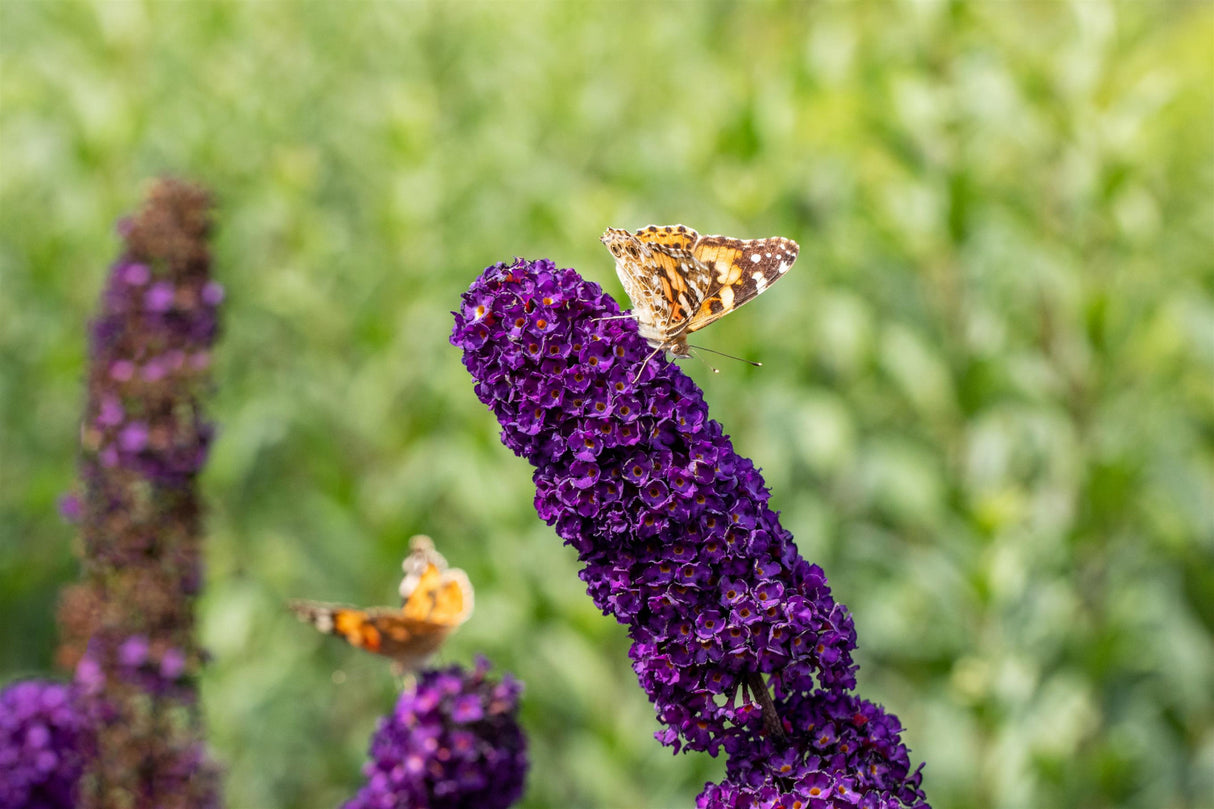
[[600, 227, 645, 261]]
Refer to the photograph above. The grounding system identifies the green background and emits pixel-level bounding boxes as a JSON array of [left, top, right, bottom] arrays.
[[2, 2, 1212, 807]]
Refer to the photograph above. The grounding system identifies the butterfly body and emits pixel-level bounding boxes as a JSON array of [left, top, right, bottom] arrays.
[[290, 535, 472, 672], [601, 224, 799, 359]]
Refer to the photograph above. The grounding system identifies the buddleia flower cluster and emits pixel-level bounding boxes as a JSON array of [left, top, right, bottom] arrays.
[[56, 179, 223, 809], [0, 680, 93, 809], [345, 659, 527, 809], [452, 258, 927, 807]]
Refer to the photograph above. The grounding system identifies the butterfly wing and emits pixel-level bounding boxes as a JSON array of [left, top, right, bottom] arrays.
[[633, 224, 700, 252], [602, 227, 716, 348], [685, 235, 799, 333], [639, 245, 716, 338], [399, 534, 447, 602], [290, 600, 460, 670], [398, 534, 474, 627], [290, 601, 393, 654], [400, 563, 474, 627], [630, 225, 717, 337], [360, 609, 454, 668]]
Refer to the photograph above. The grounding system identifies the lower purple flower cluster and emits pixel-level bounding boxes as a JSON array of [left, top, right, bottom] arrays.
[[452, 259, 927, 807], [345, 659, 527, 809], [0, 680, 92, 809], [701, 692, 926, 809]]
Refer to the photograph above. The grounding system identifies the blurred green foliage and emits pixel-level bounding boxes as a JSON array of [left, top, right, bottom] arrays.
[[2, 2, 1212, 807]]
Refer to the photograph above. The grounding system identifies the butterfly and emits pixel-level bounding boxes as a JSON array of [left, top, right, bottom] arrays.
[[600, 224, 799, 369], [290, 535, 473, 672]]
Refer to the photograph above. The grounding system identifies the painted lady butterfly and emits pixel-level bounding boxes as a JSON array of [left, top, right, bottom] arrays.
[[601, 224, 799, 365], [290, 535, 473, 672]]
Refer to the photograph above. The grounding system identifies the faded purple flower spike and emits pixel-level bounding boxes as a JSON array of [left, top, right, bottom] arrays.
[[345, 659, 527, 809], [57, 179, 222, 809], [452, 258, 927, 807], [0, 680, 93, 809]]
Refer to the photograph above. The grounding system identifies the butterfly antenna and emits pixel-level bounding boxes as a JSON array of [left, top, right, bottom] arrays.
[[692, 351, 721, 375], [688, 344, 762, 368], [592, 313, 636, 324]]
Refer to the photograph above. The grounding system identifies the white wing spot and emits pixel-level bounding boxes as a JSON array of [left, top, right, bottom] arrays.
[[718, 284, 735, 310], [315, 613, 334, 632], [764, 253, 772, 259], [750, 254, 762, 263], [752, 271, 767, 293]]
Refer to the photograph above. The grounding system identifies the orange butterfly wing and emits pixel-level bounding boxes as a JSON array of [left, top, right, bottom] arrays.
[[632, 223, 700, 252], [686, 235, 799, 333], [400, 562, 473, 626], [602, 225, 798, 356], [290, 535, 473, 671]]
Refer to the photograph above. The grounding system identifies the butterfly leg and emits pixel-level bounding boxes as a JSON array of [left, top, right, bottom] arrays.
[[631, 343, 666, 384], [689, 349, 720, 375]]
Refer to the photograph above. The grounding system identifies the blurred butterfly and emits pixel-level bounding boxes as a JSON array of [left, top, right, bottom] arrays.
[[290, 535, 473, 672]]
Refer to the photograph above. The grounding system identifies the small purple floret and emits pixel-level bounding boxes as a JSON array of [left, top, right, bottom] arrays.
[[120, 262, 150, 286], [117, 635, 149, 667], [57, 493, 82, 524], [160, 648, 187, 680], [144, 281, 176, 312], [117, 422, 149, 454], [200, 281, 225, 306]]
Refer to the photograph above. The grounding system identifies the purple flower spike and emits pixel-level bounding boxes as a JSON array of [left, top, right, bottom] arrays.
[[345, 659, 527, 809], [0, 680, 93, 809], [452, 258, 928, 806], [58, 179, 223, 809]]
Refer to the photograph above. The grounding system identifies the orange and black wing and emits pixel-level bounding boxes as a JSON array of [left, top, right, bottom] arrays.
[[685, 235, 799, 333], [632, 224, 700, 252], [400, 563, 474, 627], [289, 601, 456, 668]]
